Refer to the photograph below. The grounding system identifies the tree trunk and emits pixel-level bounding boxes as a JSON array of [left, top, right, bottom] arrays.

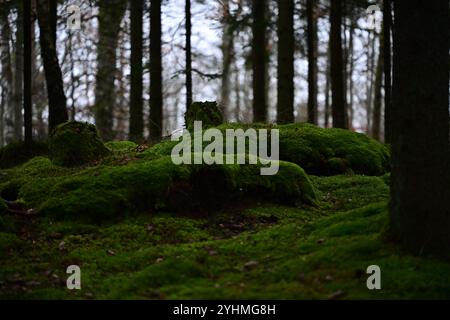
[[252, 0, 267, 122], [94, 0, 126, 141], [185, 0, 192, 112], [0, 4, 14, 145], [150, 0, 163, 142], [372, 34, 384, 141], [329, 0, 347, 129], [277, 0, 294, 124], [220, 0, 235, 121], [366, 30, 376, 134], [390, 0, 450, 256], [324, 45, 331, 128], [383, 0, 392, 143], [14, 0, 24, 141], [346, 19, 355, 129], [129, 0, 143, 143], [23, 0, 33, 144], [36, 0, 68, 133]]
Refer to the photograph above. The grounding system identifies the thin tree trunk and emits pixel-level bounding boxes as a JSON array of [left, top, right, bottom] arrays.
[[94, 0, 126, 141], [372, 33, 384, 141], [220, 0, 234, 120], [347, 19, 355, 129], [14, 0, 24, 141], [23, 0, 32, 144], [324, 45, 331, 128], [383, 0, 392, 143], [0, 4, 14, 145], [185, 0, 192, 112], [129, 0, 143, 143], [277, 0, 294, 124], [37, 0, 68, 133], [150, 0, 163, 142], [252, 0, 267, 122], [390, 0, 450, 256], [330, 0, 347, 129], [366, 30, 376, 134]]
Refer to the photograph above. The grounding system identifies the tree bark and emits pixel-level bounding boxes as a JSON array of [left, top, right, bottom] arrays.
[[185, 0, 192, 112], [372, 33, 384, 141], [14, 0, 24, 141], [330, 0, 347, 129], [150, 0, 163, 142], [94, 0, 126, 141], [129, 0, 143, 143], [0, 4, 14, 145], [23, 0, 33, 144], [220, 0, 235, 121], [383, 0, 392, 143], [252, 0, 267, 123], [277, 0, 294, 124], [390, 0, 450, 256], [36, 0, 68, 133]]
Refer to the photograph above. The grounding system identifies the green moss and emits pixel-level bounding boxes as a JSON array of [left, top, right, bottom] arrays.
[[24, 156, 316, 222], [49, 121, 110, 167], [185, 101, 223, 130], [0, 232, 20, 255], [278, 123, 390, 176], [141, 123, 390, 176], [0, 140, 48, 169], [105, 141, 138, 152]]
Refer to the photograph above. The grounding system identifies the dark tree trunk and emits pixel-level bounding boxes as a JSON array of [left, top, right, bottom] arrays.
[[150, 0, 163, 142], [329, 0, 347, 129], [383, 0, 392, 143], [23, 0, 32, 144], [390, 0, 450, 256], [252, 0, 267, 123], [36, 0, 68, 133], [94, 0, 126, 141], [185, 0, 192, 112], [129, 0, 143, 143], [14, 0, 24, 141], [277, 0, 294, 124], [324, 45, 331, 128], [372, 34, 383, 141], [0, 4, 13, 145], [306, 0, 318, 125]]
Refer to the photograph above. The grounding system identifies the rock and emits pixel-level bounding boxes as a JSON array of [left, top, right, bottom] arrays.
[[49, 121, 110, 167]]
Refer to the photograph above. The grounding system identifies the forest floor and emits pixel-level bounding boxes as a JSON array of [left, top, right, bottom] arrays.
[[1, 172, 450, 299]]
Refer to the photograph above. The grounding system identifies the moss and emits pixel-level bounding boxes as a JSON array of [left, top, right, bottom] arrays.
[[29, 156, 316, 222], [0, 232, 20, 255], [2, 175, 450, 299], [0, 198, 8, 214], [0, 140, 48, 169], [49, 121, 110, 167], [141, 123, 390, 176], [185, 101, 223, 130], [278, 123, 390, 176], [105, 141, 138, 152]]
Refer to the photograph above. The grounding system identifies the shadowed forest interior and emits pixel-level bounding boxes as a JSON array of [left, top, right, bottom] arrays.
[[0, 0, 449, 300]]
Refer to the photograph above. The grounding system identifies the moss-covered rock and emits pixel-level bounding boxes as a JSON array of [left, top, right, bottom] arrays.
[[278, 123, 390, 176], [185, 101, 223, 130], [140, 123, 390, 176], [49, 121, 110, 167], [105, 141, 138, 152], [17, 155, 316, 223], [0, 140, 48, 169]]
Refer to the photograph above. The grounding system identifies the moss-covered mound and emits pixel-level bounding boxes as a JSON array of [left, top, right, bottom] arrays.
[[12, 155, 315, 223], [277, 123, 390, 176], [0, 140, 48, 169], [185, 101, 223, 130], [105, 141, 138, 152], [140, 123, 390, 176], [49, 121, 110, 167]]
